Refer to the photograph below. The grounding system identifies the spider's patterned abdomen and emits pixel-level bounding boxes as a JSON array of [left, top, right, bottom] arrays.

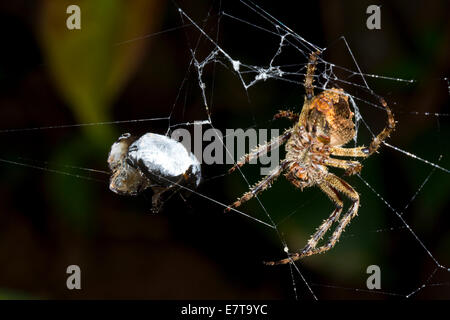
[[284, 125, 330, 190], [306, 88, 355, 147]]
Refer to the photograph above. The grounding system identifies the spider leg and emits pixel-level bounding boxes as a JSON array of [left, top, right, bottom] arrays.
[[365, 97, 396, 155], [298, 182, 344, 250], [264, 182, 344, 267], [225, 161, 287, 212], [322, 157, 362, 176], [304, 50, 321, 100], [149, 175, 186, 213], [273, 110, 299, 122], [229, 130, 291, 173], [330, 146, 369, 158], [150, 186, 169, 213], [298, 192, 359, 259], [265, 174, 359, 265], [331, 97, 395, 158], [298, 50, 322, 125]]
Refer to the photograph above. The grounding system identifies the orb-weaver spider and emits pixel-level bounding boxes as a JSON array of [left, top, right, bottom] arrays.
[[226, 50, 395, 265]]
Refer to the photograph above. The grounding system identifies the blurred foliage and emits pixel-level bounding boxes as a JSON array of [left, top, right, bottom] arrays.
[[48, 136, 96, 233], [0, 288, 36, 300], [38, 0, 165, 231], [39, 0, 163, 144]]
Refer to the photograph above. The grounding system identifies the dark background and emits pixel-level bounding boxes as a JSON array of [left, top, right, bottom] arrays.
[[0, 0, 449, 299]]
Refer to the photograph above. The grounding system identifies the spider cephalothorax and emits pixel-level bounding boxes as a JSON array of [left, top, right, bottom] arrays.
[[226, 50, 395, 265]]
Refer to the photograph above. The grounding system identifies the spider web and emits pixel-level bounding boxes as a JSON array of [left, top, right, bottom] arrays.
[[1, 0, 449, 299], [169, 0, 450, 299]]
